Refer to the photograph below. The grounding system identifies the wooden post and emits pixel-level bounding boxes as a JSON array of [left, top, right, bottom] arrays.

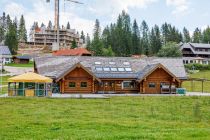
[[15, 82, 17, 96], [92, 78, 95, 93], [23, 82, 25, 96]]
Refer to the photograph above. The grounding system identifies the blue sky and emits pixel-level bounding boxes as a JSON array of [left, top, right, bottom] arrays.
[[0, 0, 210, 37]]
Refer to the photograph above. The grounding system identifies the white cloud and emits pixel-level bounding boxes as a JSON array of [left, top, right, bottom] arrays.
[[166, 0, 190, 16], [4, 2, 25, 18], [4, 1, 94, 38]]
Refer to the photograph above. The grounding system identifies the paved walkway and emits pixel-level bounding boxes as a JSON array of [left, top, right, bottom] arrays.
[[1, 92, 210, 98], [4, 66, 33, 75]]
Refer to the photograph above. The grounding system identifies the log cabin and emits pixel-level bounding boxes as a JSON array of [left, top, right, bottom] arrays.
[[34, 56, 187, 94]]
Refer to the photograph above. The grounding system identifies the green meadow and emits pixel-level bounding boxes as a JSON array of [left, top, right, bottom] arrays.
[[0, 97, 209, 140], [183, 71, 210, 93]]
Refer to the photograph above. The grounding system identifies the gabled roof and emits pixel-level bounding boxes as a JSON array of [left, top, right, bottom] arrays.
[[137, 63, 180, 82], [180, 43, 210, 55], [8, 72, 52, 83], [13, 55, 31, 60], [53, 48, 91, 56], [0, 46, 11, 55], [34, 56, 187, 80], [56, 62, 101, 82]]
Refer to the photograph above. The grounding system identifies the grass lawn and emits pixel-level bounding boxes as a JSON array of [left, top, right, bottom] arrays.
[[5, 61, 34, 67], [0, 76, 10, 95], [0, 97, 209, 139], [183, 71, 210, 93]]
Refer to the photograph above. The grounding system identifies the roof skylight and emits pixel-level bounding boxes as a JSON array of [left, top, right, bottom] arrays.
[[109, 62, 116, 65], [110, 68, 117, 71], [123, 62, 130, 65], [95, 62, 101, 65], [95, 67, 103, 71], [118, 68, 125, 72], [125, 68, 132, 72], [103, 67, 110, 71]]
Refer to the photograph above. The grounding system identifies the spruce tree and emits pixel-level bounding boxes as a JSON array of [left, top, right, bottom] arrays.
[[192, 28, 202, 43], [80, 31, 85, 44], [47, 20, 52, 29], [132, 19, 140, 54], [71, 39, 77, 49], [5, 21, 18, 54], [90, 19, 104, 56], [140, 20, 150, 55], [183, 27, 191, 43], [18, 15, 27, 42], [202, 26, 210, 43], [67, 22, 70, 29]]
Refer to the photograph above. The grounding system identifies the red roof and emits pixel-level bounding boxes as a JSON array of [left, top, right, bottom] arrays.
[[53, 48, 92, 56]]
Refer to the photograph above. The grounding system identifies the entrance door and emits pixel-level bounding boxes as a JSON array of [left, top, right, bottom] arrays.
[[104, 81, 115, 93]]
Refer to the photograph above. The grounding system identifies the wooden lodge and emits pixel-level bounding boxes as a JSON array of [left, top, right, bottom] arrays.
[[34, 56, 187, 94]]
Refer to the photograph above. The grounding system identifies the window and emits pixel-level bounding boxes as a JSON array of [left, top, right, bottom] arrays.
[[123, 62, 130, 65], [123, 81, 135, 89], [109, 62, 116, 65], [103, 67, 110, 71], [96, 67, 103, 71], [95, 62, 101, 65], [110, 67, 117, 72], [81, 82, 87, 88], [118, 68, 125, 72], [125, 68, 132, 72], [69, 82, 76, 88], [149, 83, 156, 88]]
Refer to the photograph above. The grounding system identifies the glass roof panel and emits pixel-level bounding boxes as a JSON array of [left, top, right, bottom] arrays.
[[95, 67, 103, 71], [125, 68, 132, 72], [95, 62, 101, 65], [103, 67, 110, 71], [118, 68, 125, 72], [110, 68, 117, 71]]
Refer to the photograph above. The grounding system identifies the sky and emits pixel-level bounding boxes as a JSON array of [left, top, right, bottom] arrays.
[[0, 0, 210, 37]]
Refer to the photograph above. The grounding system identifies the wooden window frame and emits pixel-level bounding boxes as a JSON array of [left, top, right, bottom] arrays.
[[69, 82, 76, 88], [149, 83, 156, 88], [80, 82, 87, 88]]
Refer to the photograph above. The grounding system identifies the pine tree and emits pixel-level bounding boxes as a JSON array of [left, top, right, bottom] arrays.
[[6, 14, 11, 32], [140, 20, 150, 55], [18, 15, 27, 42], [41, 23, 45, 28], [66, 22, 70, 29], [132, 19, 140, 54], [86, 33, 91, 48], [90, 19, 104, 56], [80, 30, 85, 44], [150, 25, 162, 55], [192, 28, 202, 43], [183, 27, 191, 42], [202, 26, 210, 43], [0, 26, 4, 43], [5, 20, 18, 54], [47, 20, 52, 29], [71, 39, 77, 49]]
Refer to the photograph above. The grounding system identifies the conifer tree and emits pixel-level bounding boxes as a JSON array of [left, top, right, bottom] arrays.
[[67, 22, 70, 29], [18, 15, 27, 42], [80, 30, 85, 44], [47, 20, 53, 29], [5, 20, 18, 54], [183, 27, 191, 42]]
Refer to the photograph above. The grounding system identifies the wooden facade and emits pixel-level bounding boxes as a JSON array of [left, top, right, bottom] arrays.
[[60, 67, 94, 93], [139, 67, 179, 94], [58, 64, 181, 94]]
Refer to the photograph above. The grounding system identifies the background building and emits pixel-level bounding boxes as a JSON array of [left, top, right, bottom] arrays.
[[29, 25, 84, 49]]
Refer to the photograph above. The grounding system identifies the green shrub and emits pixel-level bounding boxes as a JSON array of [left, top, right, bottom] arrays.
[[185, 63, 210, 71]]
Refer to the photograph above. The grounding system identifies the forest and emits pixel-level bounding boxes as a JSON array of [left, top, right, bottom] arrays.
[[1, 11, 210, 56]]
